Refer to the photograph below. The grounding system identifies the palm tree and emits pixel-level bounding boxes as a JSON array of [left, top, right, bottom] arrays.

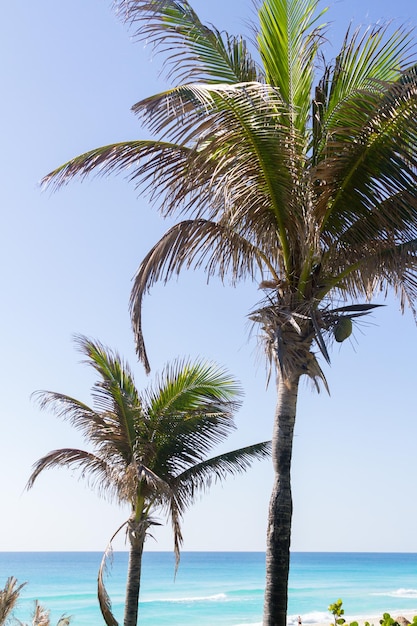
[[41, 1, 417, 623], [27, 335, 270, 626]]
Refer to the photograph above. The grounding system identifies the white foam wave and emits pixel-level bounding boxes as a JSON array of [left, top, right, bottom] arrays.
[[372, 589, 417, 599], [142, 592, 228, 604]]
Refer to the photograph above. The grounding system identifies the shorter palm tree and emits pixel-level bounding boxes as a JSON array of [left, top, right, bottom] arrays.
[[27, 336, 271, 626]]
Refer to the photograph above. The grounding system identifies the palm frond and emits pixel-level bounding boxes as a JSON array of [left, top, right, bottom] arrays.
[[31, 390, 137, 468], [149, 358, 242, 412], [31, 390, 111, 441], [321, 238, 417, 314], [129, 219, 268, 371], [323, 23, 415, 130], [0, 577, 26, 625], [44, 81, 298, 251], [31, 601, 51, 626], [151, 413, 236, 478], [97, 523, 127, 626], [310, 307, 330, 364], [42, 81, 305, 292], [167, 494, 183, 574], [41, 140, 192, 197], [144, 359, 243, 473], [330, 303, 383, 314], [75, 335, 136, 397], [26, 449, 124, 502], [113, 0, 260, 84], [174, 440, 271, 501], [257, 0, 327, 130], [136, 463, 173, 499], [161, 440, 270, 571], [130, 81, 300, 253], [317, 67, 417, 241], [74, 335, 141, 456]]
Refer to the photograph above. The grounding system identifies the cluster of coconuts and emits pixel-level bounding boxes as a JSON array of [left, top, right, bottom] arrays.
[[333, 316, 352, 342]]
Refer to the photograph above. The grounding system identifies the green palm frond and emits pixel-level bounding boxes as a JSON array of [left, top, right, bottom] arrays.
[[313, 23, 415, 161], [148, 357, 242, 413], [145, 359, 242, 472], [75, 335, 137, 399], [257, 0, 327, 130], [325, 23, 414, 121], [315, 67, 417, 242], [167, 493, 183, 572], [74, 335, 141, 456], [175, 440, 272, 497], [113, 0, 260, 84], [41, 0, 417, 365], [151, 411, 235, 478], [163, 440, 271, 570]]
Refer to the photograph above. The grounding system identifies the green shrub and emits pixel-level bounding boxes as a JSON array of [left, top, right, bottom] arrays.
[[328, 599, 417, 626]]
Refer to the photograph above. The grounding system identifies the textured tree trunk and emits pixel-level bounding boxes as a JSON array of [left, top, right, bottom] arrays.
[[124, 520, 146, 626], [263, 374, 300, 626]]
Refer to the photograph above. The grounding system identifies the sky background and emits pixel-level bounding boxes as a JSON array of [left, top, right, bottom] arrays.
[[1, 0, 417, 555]]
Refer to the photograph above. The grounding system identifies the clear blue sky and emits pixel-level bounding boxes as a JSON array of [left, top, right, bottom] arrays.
[[1, 0, 417, 554]]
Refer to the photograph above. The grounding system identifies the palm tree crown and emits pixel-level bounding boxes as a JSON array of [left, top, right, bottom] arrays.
[[44, 1, 417, 379], [27, 335, 270, 626], [41, 1, 417, 624]]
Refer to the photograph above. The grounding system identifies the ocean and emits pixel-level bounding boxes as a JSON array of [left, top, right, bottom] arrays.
[[1, 552, 417, 625]]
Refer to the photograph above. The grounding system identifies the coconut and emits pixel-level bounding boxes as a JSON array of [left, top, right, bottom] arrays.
[[334, 317, 353, 342]]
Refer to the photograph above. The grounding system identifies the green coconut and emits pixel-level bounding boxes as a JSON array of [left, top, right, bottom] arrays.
[[334, 317, 353, 342]]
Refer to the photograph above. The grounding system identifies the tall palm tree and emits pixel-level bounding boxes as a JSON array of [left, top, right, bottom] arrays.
[[42, 1, 417, 623], [27, 335, 270, 626]]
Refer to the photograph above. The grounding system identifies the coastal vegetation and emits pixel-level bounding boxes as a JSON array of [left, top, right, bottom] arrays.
[[0, 576, 70, 626], [26, 336, 270, 626], [328, 599, 417, 626], [42, 0, 417, 623]]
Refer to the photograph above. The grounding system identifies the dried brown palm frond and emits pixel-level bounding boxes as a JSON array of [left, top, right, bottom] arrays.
[[97, 522, 128, 626], [31, 601, 51, 626], [0, 576, 26, 625]]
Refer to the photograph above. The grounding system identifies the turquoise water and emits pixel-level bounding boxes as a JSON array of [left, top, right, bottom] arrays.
[[1, 552, 417, 625]]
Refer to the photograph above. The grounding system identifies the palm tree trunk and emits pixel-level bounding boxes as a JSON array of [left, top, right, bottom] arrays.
[[263, 374, 300, 626], [124, 520, 146, 626]]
